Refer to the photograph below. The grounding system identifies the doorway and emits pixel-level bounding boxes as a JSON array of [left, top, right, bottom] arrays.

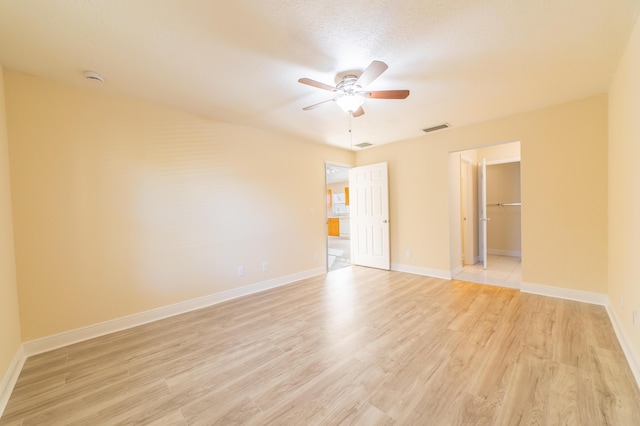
[[325, 163, 351, 271], [449, 142, 522, 288]]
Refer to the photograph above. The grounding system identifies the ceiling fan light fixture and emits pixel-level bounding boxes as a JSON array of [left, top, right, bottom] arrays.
[[299, 61, 408, 118], [336, 92, 365, 113]]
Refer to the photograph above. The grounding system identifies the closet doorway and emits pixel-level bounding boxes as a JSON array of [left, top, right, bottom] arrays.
[[325, 163, 351, 272], [450, 142, 522, 288]]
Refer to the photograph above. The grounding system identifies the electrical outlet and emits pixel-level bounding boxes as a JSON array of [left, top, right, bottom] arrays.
[[314, 253, 319, 261], [262, 261, 268, 271], [633, 310, 638, 327], [406, 249, 412, 258], [237, 266, 244, 277]]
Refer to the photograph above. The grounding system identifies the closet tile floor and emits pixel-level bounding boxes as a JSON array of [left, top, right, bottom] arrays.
[[455, 255, 522, 288]]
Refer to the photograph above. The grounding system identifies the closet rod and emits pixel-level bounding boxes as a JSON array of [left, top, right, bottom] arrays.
[[487, 202, 522, 206]]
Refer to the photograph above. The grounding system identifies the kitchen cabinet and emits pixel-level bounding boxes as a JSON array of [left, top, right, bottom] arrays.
[[328, 218, 340, 236]]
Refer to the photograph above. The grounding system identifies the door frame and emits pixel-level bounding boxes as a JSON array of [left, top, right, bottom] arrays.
[[325, 161, 352, 272], [448, 141, 521, 281], [461, 158, 475, 266]]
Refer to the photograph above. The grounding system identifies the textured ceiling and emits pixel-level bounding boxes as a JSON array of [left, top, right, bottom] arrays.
[[0, 1, 638, 150]]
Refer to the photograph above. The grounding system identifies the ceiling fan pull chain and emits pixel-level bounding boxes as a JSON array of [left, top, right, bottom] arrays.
[[349, 113, 353, 151]]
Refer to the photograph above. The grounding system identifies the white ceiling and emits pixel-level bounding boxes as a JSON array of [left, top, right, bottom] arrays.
[[0, 1, 638, 150]]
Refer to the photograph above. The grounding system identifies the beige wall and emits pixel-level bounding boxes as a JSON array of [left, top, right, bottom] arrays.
[[0, 67, 614, 346], [448, 152, 463, 270], [356, 94, 608, 293], [0, 67, 21, 384], [477, 142, 521, 162], [609, 15, 640, 358], [5, 71, 353, 340]]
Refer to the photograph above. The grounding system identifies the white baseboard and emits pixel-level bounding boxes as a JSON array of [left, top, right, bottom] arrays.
[[450, 265, 463, 278], [520, 282, 608, 305], [487, 249, 521, 257], [23, 267, 325, 357], [391, 263, 452, 280], [0, 346, 26, 418], [605, 303, 640, 388]]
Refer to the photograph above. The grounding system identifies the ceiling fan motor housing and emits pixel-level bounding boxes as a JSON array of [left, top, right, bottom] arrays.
[[336, 76, 363, 95]]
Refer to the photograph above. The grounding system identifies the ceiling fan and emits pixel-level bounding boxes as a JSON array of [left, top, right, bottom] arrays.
[[298, 60, 409, 118]]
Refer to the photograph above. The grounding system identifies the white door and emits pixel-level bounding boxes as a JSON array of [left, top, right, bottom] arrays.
[[461, 159, 475, 266], [479, 158, 489, 269], [349, 162, 390, 270]]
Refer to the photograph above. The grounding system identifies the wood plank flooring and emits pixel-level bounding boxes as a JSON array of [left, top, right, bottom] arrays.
[[2, 266, 639, 425]]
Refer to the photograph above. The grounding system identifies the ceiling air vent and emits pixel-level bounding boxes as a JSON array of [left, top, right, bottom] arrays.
[[354, 142, 373, 148], [422, 123, 450, 133]]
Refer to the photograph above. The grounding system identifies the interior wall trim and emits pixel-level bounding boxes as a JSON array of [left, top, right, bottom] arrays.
[[0, 346, 25, 418], [450, 264, 463, 278], [391, 263, 452, 280], [22, 267, 325, 358], [520, 281, 608, 305], [487, 249, 522, 257]]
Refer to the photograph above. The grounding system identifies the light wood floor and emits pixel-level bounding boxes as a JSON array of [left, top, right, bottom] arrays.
[[2, 267, 639, 425]]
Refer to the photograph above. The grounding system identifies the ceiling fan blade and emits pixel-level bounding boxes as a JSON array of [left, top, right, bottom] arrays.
[[366, 90, 410, 99], [302, 98, 336, 110], [356, 61, 388, 87], [298, 78, 337, 92], [352, 106, 365, 117]]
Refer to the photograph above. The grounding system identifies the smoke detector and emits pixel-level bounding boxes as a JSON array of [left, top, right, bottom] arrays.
[[84, 71, 105, 83]]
